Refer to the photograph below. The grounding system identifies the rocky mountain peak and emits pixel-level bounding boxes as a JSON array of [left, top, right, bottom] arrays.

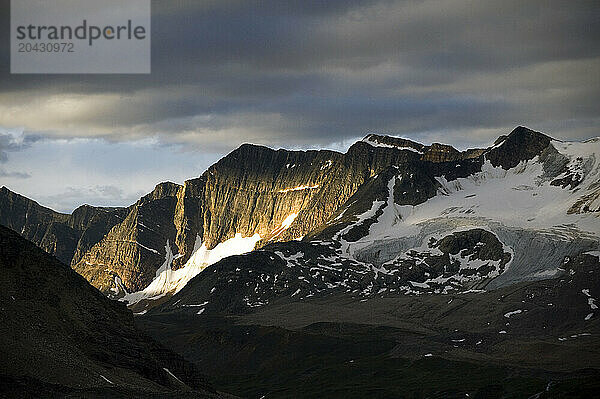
[[0, 187, 127, 266], [486, 126, 552, 169], [137, 181, 182, 205]]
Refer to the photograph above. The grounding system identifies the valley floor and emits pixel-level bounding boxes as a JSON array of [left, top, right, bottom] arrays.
[[137, 265, 600, 399]]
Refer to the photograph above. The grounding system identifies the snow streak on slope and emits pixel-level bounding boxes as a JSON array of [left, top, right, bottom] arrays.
[[334, 197, 385, 256], [279, 185, 320, 193], [368, 176, 402, 238], [271, 213, 299, 239], [362, 135, 424, 153], [122, 233, 261, 304]]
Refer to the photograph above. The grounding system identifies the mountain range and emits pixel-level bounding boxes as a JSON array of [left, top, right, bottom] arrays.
[[2, 127, 598, 304], [1, 125, 599, 397]]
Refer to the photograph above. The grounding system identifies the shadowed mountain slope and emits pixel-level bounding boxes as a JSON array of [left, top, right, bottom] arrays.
[[0, 225, 229, 398]]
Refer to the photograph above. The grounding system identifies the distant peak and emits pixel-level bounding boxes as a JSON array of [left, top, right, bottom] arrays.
[[138, 181, 182, 204], [237, 142, 270, 150], [507, 126, 552, 141], [486, 126, 552, 169], [154, 181, 182, 189], [583, 137, 600, 143]]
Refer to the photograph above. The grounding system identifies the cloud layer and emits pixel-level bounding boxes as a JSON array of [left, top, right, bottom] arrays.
[[2, 0, 599, 150]]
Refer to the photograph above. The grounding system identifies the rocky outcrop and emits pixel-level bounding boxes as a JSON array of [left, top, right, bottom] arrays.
[[380, 228, 513, 291], [568, 187, 600, 214]]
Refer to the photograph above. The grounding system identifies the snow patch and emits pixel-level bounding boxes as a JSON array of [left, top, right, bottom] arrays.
[[582, 289, 598, 311], [135, 242, 160, 254], [99, 374, 114, 384], [122, 234, 261, 304], [585, 251, 600, 258], [163, 368, 184, 385], [321, 160, 334, 170], [504, 309, 523, 318]]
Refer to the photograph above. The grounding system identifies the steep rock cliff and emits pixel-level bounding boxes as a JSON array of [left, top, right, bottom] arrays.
[[73, 182, 183, 293]]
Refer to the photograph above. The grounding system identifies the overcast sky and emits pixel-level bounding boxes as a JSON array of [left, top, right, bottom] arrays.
[[0, 0, 598, 212]]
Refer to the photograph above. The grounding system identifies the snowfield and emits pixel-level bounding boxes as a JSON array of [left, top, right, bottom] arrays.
[[348, 139, 600, 288]]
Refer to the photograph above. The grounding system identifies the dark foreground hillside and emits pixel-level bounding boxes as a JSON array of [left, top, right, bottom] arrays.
[[0, 225, 231, 398]]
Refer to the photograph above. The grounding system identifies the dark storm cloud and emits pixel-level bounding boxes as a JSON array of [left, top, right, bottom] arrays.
[[0, 0, 599, 150]]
